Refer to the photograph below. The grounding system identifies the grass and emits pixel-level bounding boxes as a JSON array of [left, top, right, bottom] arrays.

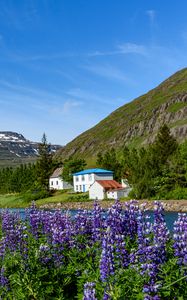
[[36, 191, 90, 206], [0, 191, 91, 208], [0, 194, 28, 208], [170, 118, 187, 128], [128, 136, 146, 149], [167, 102, 187, 113]]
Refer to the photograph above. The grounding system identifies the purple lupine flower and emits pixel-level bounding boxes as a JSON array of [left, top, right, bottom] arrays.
[[173, 213, 187, 266], [39, 244, 51, 264], [26, 204, 42, 238], [74, 209, 92, 237], [92, 201, 104, 242], [1, 210, 23, 252], [128, 204, 160, 299], [0, 238, 6, 259], [130, 205, 152, 265], [138, 202, 168, 299], [103, 291, 110, 300], [0, 267, 9, 288], [106, 200, 123, 237], [123, 200, 139, 238], [153, 202, 169, 264], [100, 227, 115, 282], [115, 234, 129, 268], [83, 282, 97, 300], [51, 211, 74, 246]]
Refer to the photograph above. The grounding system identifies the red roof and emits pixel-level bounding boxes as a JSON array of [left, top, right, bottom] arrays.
[[96, 180, 122, 191]]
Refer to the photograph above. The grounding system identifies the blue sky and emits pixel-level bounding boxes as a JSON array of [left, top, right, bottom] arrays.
[[0, 0, 187, 145]]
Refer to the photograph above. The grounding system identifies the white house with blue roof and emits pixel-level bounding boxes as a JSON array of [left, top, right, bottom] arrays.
[[73, 168, 113, 192]]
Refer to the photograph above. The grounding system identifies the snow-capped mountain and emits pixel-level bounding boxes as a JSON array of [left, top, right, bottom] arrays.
[[0, 131, 62, 167]]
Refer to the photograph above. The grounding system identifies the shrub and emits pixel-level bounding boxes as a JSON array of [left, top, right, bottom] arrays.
[[164, 187, 187, 200], [21, 188, 51, 202]]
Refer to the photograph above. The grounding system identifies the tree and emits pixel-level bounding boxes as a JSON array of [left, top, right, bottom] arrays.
[[36, 133, 53, 191], [153, 124, 178, 164], [62, 157, 86, 185], [96, 148, 123, 181]]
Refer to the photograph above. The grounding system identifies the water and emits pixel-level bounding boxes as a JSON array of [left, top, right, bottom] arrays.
[[148, 210, 179, 231], [0, 208, 180, 231]]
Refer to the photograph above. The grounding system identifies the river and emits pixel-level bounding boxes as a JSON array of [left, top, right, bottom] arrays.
[[0, 208, 181, 231]]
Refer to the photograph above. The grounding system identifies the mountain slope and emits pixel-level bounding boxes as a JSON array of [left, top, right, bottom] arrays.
[[56, 68, 187, 161], [0, 132, 62, 167]]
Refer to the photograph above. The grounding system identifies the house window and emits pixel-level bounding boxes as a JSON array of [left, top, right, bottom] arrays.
[[51, 181, 53, 185], [81, 175, 85, 181], [56, 181, 58, 185], [80, 185, 82, 191], [76, 185, 78, 191], [75, 176, 79, 182], [89, 174, 92, 181]]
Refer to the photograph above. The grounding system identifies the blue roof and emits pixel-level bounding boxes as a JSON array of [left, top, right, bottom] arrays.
[[73, 168, 113, 176]]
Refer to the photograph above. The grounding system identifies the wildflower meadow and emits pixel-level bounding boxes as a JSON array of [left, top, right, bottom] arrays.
[[0, 200, 187, 299]]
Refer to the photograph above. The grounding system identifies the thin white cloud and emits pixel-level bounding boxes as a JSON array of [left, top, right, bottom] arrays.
[[88, 43, 147, 57], [61, 100, 82, 114], [0, 79, 82, 116], [88, 50, 118, 57], [83, 64, 135, 84], [0, 79, 59, 100], [67, 88, 114, 105], [33, 99, 82, 115], [4, 52, 78, 63], [146, 10, 156, 25], [117, 43, 147, 55]]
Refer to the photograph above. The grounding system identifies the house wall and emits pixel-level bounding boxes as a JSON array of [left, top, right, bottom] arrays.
[[107, 190, 125, 199], [94, 174, 113, 180], [73, 173, 113, 192], [89, 181, 105, 200], [107, 190, 118, 199], [49, 177, 72, 190], [123, 187, 132, 197], [73, 173, 94, 192], [62, 181, 73, 189]]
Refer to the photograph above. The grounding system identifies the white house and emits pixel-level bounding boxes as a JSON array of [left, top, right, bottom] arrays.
[[73, 168, 113, 193], [89, 179, 127, 200], [49, 167, 73, 190]]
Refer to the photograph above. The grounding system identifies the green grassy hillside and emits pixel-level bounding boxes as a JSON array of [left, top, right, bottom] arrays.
[[56, 68, 187, 163]]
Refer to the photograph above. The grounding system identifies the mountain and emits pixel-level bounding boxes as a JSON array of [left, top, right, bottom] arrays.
[[0, 131, 62, 167], [55, 68, 187, 162]]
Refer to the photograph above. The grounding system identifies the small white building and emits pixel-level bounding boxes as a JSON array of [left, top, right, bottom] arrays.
[[49, 167, 73, 190], [121, 179, 132, 197], [73, 168, 113, 193], [89, 179, 126, 200]]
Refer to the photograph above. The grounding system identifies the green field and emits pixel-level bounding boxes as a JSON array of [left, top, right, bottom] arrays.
[[0, 194, 27, 208], [0, 191, 90, 208]]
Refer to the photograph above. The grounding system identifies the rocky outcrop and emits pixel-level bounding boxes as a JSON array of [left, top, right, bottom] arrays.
[[125, 95, 187, 144]]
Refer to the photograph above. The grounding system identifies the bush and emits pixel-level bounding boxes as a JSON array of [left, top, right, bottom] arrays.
[[21, 188, 51, 202], [164, 187, 187, 200], [66, 193, 90, 202]]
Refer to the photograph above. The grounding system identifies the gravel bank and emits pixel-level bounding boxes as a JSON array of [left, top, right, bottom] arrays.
[[39, 199, 187, 212]]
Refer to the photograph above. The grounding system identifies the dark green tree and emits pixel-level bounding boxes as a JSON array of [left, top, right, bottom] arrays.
[[153, 124, 178, 164], [62, 157, 86, 185], [96, 148, 123, 181], [36, 133, 53, 191]]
